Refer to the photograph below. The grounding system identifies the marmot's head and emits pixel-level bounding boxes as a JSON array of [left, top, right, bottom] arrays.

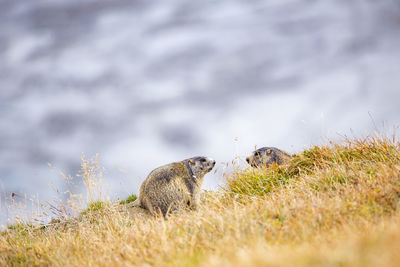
[[186, 156, 216, 177], [246, 147, 290, 168]]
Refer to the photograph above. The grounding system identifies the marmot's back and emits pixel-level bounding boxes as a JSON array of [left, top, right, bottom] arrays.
[[140, 162, 189, 215]]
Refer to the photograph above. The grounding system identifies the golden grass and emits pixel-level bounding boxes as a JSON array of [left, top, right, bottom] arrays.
[[1, 135, 400, 266]]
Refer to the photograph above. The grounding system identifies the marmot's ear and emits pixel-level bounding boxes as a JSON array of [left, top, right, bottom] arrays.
[[189, 159, 195, 164]]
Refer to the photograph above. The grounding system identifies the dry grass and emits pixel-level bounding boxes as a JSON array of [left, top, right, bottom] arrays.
[[1, 135, 400, 266]]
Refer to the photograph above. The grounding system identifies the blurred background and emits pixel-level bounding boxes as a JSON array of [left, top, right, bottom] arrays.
[[1, 0, 400, 223]]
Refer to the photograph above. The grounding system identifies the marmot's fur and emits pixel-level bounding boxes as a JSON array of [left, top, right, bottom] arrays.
[[133, 157, 216, 217], [246, 147, 291, 168]]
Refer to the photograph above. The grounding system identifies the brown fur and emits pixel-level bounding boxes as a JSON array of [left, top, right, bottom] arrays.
[[133, 157, 215, 217]]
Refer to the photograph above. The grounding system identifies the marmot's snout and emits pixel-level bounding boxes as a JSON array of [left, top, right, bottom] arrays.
[[208, 158, 216, 170], [246, 154, 259, 167], [192, 156, 215, 172]]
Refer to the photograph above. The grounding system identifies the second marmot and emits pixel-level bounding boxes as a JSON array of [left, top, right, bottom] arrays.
[[246, 147, 292, 168], [133, 156, 216, 217]]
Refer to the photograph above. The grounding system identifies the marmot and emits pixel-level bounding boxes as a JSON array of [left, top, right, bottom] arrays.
[[246, 147, 292, 168], [133, 156, 216, 217]]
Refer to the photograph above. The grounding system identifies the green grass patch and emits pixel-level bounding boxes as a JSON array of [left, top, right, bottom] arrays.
[[119, 194, 137, 205], [7, 223, 33, 231], [227, 165, 293, 196], [80, 201, 107, 216]]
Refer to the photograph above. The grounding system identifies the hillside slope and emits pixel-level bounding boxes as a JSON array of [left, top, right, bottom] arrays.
[[1, 136, 400, 266]]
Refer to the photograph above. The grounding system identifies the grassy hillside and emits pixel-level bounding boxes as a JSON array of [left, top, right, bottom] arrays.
[[1, 136, 400, 266]]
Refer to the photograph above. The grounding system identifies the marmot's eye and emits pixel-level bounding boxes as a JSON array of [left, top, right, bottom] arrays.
[[200, 158, 206, 162]]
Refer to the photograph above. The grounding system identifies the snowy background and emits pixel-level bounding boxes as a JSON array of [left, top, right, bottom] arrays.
[[1, 0, 400, 224]]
